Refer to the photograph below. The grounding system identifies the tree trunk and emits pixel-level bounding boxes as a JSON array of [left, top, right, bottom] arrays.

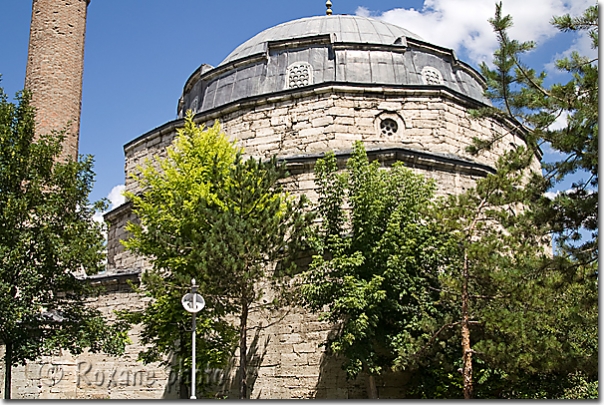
[[4, 342, 12, 399], [367, 374, 378, 399], [239, 302, 249, 399], [461, 252, 473, 399]]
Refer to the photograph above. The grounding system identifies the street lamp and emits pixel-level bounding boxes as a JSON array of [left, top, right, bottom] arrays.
[[181, 278, 205, 399]]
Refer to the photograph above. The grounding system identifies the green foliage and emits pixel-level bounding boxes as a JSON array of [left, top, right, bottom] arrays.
[[122, 112, 313, 398], [116, 272, 236, 398], [473, 2, 598, 267], [451, 4, 598, 398], [300, 142, 445, 383], [426, 143, 597, 397], [0, 86, 128, 397]]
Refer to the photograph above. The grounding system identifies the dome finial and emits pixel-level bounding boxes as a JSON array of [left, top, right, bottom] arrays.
[[326, 0, 332, 15]]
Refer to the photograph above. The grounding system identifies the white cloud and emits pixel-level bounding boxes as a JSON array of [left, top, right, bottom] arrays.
[[544, 190, 559, 199], [355, 6, 370, 17], [92, 210, 105, 224], [91, 184, 126, 226], [547, 110, 569, 131], [544, 186, 594, 200], [540, 141, 565, 159], [107, 184, 126, 210], [545, 30, 598, 74], [356, 0, 595, 67]]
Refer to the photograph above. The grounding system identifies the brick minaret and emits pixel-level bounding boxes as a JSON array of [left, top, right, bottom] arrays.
[[25, 0, 90, 162]]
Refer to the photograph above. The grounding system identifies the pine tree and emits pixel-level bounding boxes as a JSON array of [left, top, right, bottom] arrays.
[[428, 146, 597, 399], [472, 2, 598, 269], [448, 4, 599, 397], [427, 146, 552, 398]]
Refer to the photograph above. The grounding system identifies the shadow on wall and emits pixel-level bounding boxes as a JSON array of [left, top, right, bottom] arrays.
[[158, 353, 186, 399], [173, 326, 269, 399], [220, 327, 269, 399], [314, 355, 413, 399], [312, 330, 412, 399]]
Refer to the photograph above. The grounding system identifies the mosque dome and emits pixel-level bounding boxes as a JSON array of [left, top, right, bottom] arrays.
[[178, 14, 489, 116], [218, 15, 424, 66]]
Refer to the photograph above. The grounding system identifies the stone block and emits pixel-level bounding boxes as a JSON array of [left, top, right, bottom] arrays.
[[407, 128, 433, 138], [303, 321, 330, 333], [325, 106, 354, 117], [292, 121, 311, 131], [306, 351, 324, 366], [353, 117, 374, 127], [145, 135, 161, 148], [245, 134, 281, 147], [334, 133, 362, 143], [269, 107, 289, 117], [254, 126, 276, 138], [334, 116, 355, 126], [255, 366, 276, 379], [253, 104, 274, 113], [270, 115, 290, 126], [377, 101, 402, 111], [311, 116, 334, 127], [279, 352, 308, 367], [298, 127, 325, 138], [293, 342, 318, 353], [250, 119, 272, 130], [310, 100, 332, 110], [403, 101, 428, 110], [278, 332, 303, 344], [256, 142, 281, 154], [425, 101, 446, 110]]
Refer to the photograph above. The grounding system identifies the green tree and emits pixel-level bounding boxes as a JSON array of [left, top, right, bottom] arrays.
[[445, 3, 599, 398], [410, 147, 597, 399], [122, 113, 313, 399], [425, 146, 556, 399], [472, 2, 598, 268], [300, 142, 446, 398], [0, 87, 128, 399]]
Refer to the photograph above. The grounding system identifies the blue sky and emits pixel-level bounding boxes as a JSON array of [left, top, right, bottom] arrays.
[[0, 0, 595, 211]]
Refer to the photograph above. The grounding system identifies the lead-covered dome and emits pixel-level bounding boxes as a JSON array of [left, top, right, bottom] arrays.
[[219, 15, 424, 66], [179, 15, 489, 116]]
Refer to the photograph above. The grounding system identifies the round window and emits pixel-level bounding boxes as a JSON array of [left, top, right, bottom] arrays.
[[380, 118, 399, 136]]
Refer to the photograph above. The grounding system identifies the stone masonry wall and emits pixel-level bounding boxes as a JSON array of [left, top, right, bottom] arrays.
[[25, 0, 89, 162], [105, 205, 150, 273], [0, 274, 179, 400], [115, 87, 519, 295], [124, 87, 534, 197], [4, 87, 539, 398]]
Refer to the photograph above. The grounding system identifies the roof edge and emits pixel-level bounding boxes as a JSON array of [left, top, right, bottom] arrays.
[[127, 82, 523, 154]]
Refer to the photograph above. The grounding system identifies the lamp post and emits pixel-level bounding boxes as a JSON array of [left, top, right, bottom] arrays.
[[181, 278, 205, 399]]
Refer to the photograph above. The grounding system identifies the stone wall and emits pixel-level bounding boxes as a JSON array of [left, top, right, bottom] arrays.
[[105, 204, 149, 273], [24, 0, 89, 162], [124, 86, 532, 196], [3, 85, 539, 399], [207, 303, 414, 399], [116, 86, 534, 271], [0, 273, 178, 400], [0, 277, 413, 399]]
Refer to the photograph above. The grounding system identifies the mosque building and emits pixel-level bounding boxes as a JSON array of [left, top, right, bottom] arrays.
[[2, 0, 538, 399]]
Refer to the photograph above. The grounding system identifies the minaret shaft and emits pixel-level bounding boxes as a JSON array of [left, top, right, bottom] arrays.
[[25, 0, 90, 161]]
